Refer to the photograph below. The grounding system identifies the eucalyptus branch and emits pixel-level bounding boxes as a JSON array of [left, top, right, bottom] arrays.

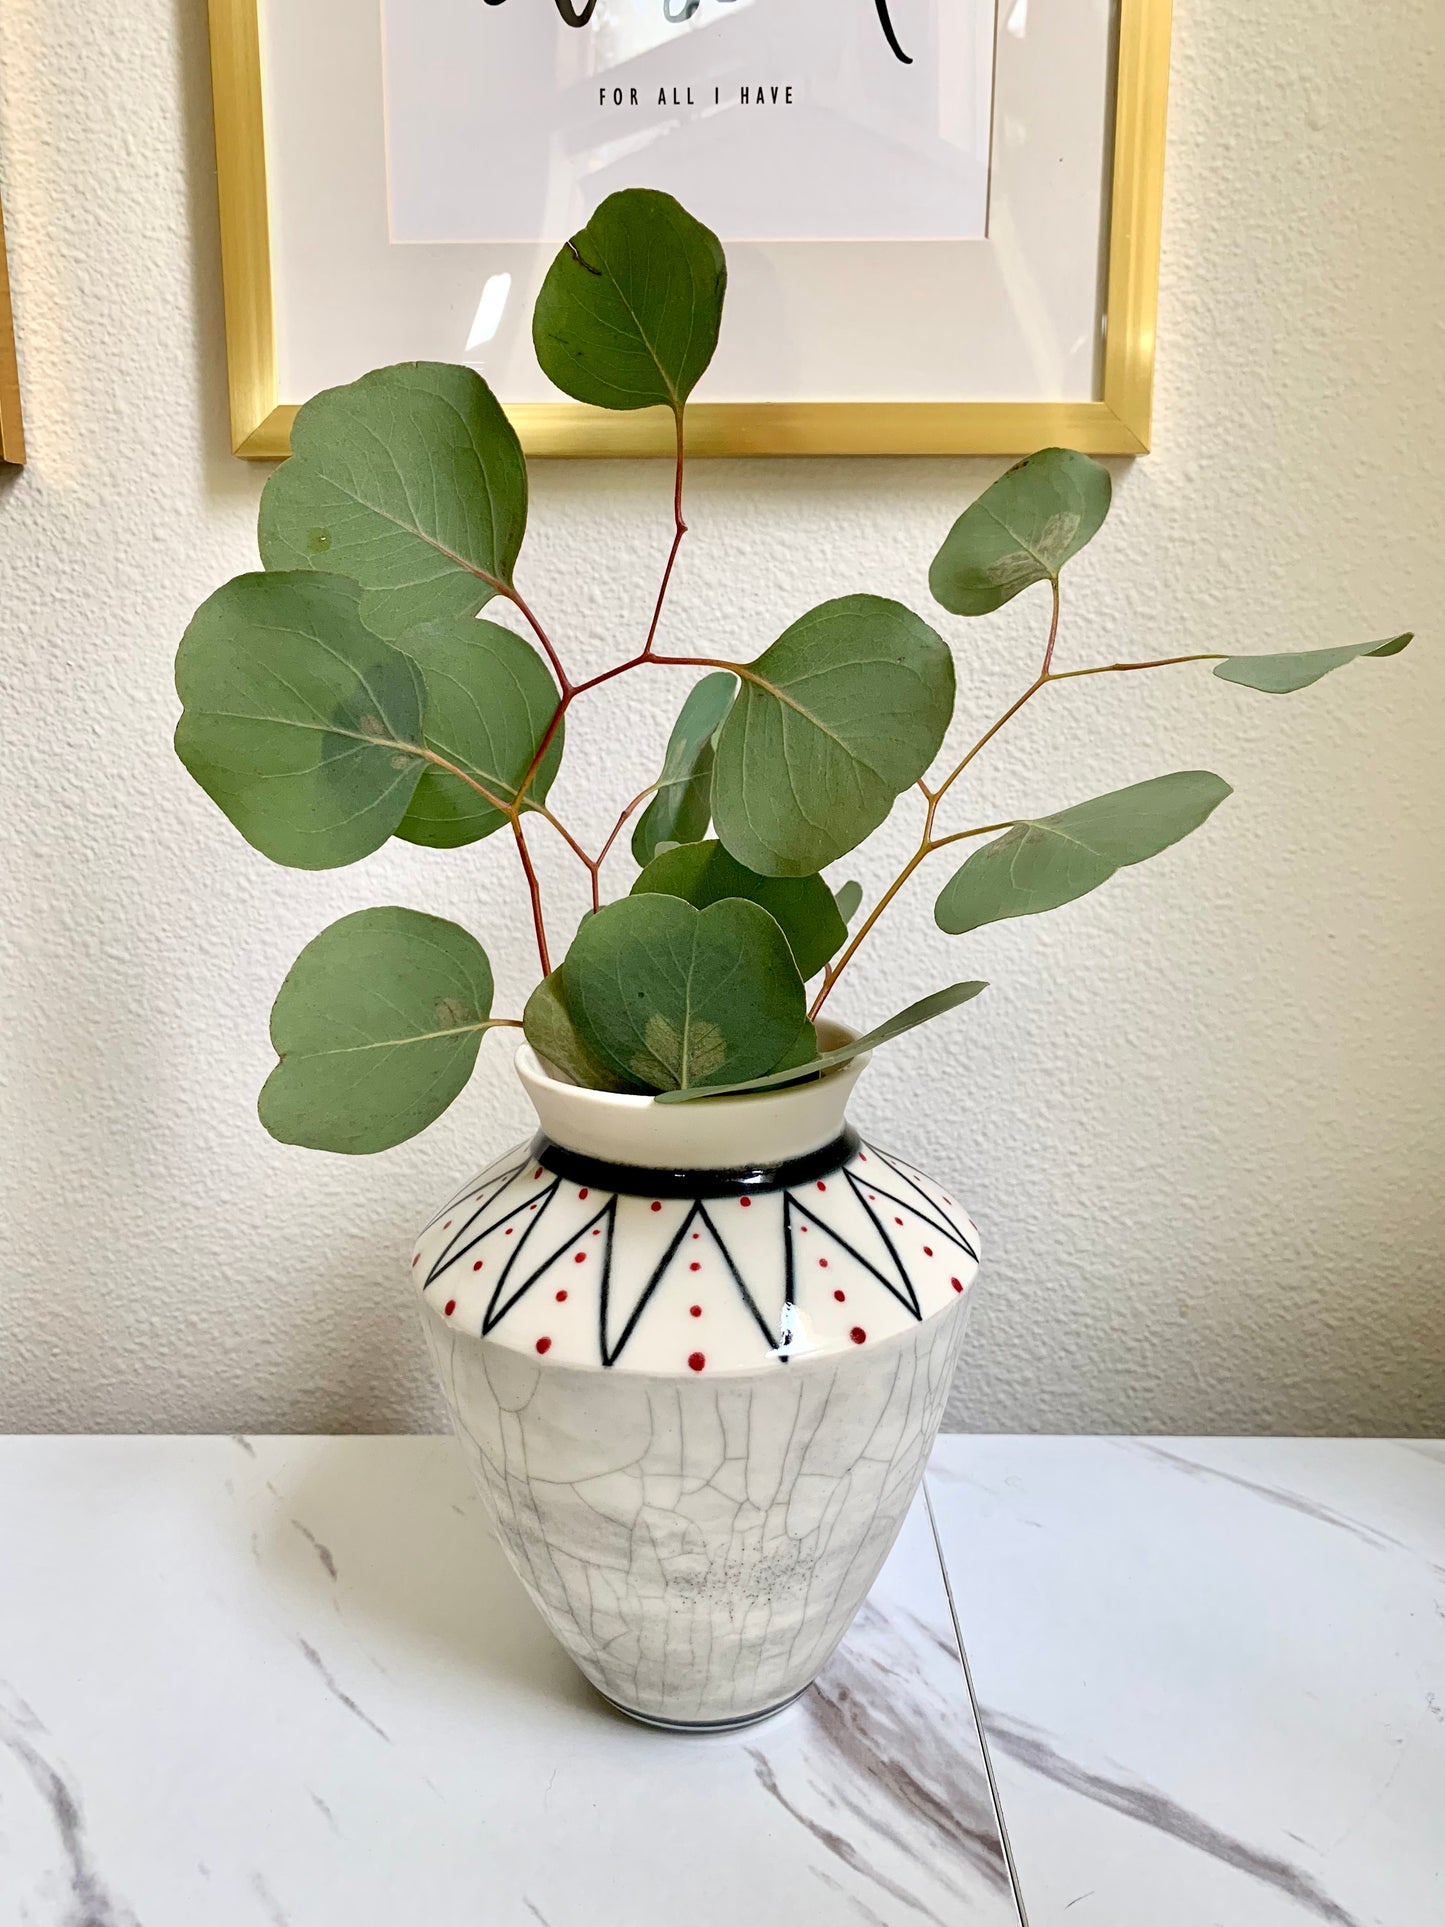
[[510, 411, 694, 839], [1039, 577, 1062, 677], [1048, 652, 1226, 680], [641, 411, 688, 659], [503, 586, 573, 695], [510, 816, 552, 976], [809, 818, 1014, 1020], [813, 600, 1242, 1013], [596, 784, 659, 871], [373, 736, 556, 973]]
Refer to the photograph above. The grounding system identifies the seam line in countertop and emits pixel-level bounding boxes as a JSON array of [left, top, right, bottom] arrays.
[[924, 1474, 1032, 1927]]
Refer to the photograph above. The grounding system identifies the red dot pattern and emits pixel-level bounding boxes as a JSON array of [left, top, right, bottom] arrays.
[[424, 1142, 974, 1366]]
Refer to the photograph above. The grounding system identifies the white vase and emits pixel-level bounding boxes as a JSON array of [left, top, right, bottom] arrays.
[[412, 1035, 979, 1731]]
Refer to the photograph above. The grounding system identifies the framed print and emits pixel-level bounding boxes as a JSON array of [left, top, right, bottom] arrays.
[[0, 185, 23, 466], [209, 0, 1171, 459]]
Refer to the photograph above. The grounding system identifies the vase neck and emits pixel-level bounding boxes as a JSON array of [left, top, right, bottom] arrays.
[[514, 1029, 866, 1172]]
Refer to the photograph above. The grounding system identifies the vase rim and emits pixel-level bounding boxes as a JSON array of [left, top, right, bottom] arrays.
[[514, 1020, 868, 1170]]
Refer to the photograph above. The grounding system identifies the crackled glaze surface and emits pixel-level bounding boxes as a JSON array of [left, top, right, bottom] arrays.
[[424, 1294, 971, 1726], [413, 1056, 979, 1726]]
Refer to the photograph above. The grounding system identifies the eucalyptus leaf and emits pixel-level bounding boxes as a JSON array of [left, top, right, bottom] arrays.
[[657, 981, 988, 1103], [563, 894, 806, 1093], [533, 189, 726, 412], [834, 880, 864, 925], [712, 595, 955, 877], [631, 672, 736, 864], [258, 362, 528, 640], [259, 908, 495, 1153], [522, 971, 648, 1094], [632, 841, 846, 980], [935, 772, 1232, 936], [174, 572, 425, 869], [929, 448, 1112, 617], [393, 617, 563, 847], [773, 1020, 821, 1074], [1214, 633, 1412, 694]]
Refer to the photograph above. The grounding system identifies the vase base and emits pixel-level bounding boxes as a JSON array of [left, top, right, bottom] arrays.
[[597, 1684, 810, 1733]]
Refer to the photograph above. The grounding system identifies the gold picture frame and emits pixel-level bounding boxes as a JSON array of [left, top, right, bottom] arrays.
[[208, 0, 1171, 461], [0, 186, 24, 466]]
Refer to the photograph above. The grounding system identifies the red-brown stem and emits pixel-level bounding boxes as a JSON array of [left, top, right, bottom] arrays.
[[504, 586, 573, 695], [641, 411, 688, 659], [1049, 652, 1226, 679], [510, 415, 693, 831], [510, 816, 552, 975], [1039, 576, 1062, 676], [596, 784, 659, 872], [808, 817, 1014, 1020]]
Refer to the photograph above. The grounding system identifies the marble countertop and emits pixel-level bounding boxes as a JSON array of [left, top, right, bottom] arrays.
[[0, 1436, 1439, 1926]]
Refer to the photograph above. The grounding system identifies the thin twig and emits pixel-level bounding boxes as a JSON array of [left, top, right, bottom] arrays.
[[641, 412, 688, 659], [813, 595, 1233, 1014], [1048, 652, 1225, 680], [510, 817, 551, 975], [505, 588, 573, 694], [596, 785, 659, 872]]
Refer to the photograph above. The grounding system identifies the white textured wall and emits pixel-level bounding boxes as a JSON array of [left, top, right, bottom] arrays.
[[0, 1, 1440, 1436]]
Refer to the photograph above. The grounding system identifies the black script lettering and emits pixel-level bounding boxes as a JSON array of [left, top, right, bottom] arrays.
[[491, 0, 909, 64]]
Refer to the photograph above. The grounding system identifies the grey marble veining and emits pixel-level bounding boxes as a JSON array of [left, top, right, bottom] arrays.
[[928, 1436, 1445, 1927], [0, 1436, 1017, 1927]]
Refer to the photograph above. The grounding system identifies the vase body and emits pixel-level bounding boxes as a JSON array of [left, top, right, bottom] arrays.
[[412, 1042, 979, 1731]]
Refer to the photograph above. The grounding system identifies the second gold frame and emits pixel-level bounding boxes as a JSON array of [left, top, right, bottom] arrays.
[[208, 0, 1170, 462]]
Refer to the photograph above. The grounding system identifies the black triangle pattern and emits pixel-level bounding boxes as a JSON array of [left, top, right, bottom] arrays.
[[422, 1138, 974, 1368], [482, 1187, 612, 1334], [867, 1147, 979, 1261], [423, 1163, 556, 1292], [786, 1188, 920, 1318]]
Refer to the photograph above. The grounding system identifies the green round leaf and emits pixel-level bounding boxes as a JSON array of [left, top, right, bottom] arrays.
[[522, 970, 649, 1094], [712, 595, 955, 877], [260, 908, 494, 1154], [258, 362, 528, 640], [631, 671, 736, 865], [657, 981, 988, 1103], [174, 572, 425, 870], [833, 880, 864, 926], [393, 617, 563, 848], [935, 772, 1232, 936], [532, 189, 726, 413], [632, 840, 846, 981], [929, 448, 1112, 617], [1213, 633, 1412, 694], [563, 894, 806, 1093]]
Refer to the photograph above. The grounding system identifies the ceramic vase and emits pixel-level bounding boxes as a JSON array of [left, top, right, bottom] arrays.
[[412, 1036, 979, 1731]]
